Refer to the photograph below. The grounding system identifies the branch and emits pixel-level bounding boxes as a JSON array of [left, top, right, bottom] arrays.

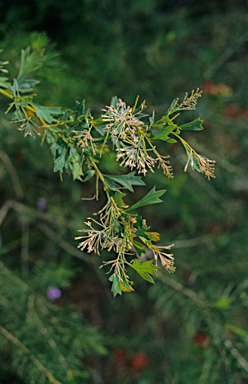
[[0, 150, 23, 199], [0, 324, 62, 384], [224, 338, 248, 373], [0, 200, 13, 226], [38, 222, 96, 265], [157, 271, 205, 307], [20, 214, 29, 274], [0, 261, 30, 292], [31, 306, 72, 375]]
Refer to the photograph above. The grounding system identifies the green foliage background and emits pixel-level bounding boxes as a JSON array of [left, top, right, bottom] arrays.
[[1, 0, 248, 383]]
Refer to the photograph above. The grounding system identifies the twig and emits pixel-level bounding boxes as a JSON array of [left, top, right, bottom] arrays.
[[0, 260, 30, 292], [0, 199, 111, 298], [0, 199, 80, 230], [32, 307, 72, 375], [20, 214, 29, 274], [36, 298, 64, 330], [38, 222, 96, 265], [178, 154, 227, 212], [156, 271, 205, 307], [224, 338, 248, 373], [0, 200, 13, 226], [38, 222, 112, 299], [0, 150, 23, 199], [0, 239, 21, 256], [190, 139, 248, 178], [0, 200, 95, 264], [204, 30, 248, 79], [172, 235, 214, 249]]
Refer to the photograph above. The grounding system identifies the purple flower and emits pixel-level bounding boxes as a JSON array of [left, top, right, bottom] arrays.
[[47, 287, 61, 301], [37, 197, 47, 212]]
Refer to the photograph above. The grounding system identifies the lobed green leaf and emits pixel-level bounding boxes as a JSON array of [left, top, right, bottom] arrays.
[[109, 273, 122, 297], [179, 118, 203, 131], [104, 172, 145, 192], [53, 147, 67, 173], [152, 114, 178, 142], [114, 191, 127, 208], [31, 103, 63, 123], [130, 259, 159, 284], [127, 187, 166, 211]]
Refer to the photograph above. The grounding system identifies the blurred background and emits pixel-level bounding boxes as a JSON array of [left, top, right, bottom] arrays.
[[1, 0, 248, 383]]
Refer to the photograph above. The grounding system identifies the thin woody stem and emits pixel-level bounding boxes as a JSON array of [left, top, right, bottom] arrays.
[[172, 132, 191, 150], [0, 87, 59, 127], [0, 87, 13, 99], [89, 156, 109, 190]]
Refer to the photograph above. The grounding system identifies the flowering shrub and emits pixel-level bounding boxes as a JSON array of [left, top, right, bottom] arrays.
[[0, 46, 215, 296]]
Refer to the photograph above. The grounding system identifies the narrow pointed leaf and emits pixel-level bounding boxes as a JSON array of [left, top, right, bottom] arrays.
[[82, 170, 95, 182], [9, 79, 19, 98], [17, 47, 45, 81], [152, 113, 178, 142], [146, 232, 161, 242], [119, 271, 134, 292], [132, 241, 147, 257], [110, 96, 118, 108], [126, 187, 166, 211], [18, 76, 40, 92], [0, 77, 10, 89], [168, 98, 179, 112]]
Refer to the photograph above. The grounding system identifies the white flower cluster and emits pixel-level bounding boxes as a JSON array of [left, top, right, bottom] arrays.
[[177, 89, 202, 111], [76, 197, 133, 256], [102, 99, 160, 175], [116, 141, 157, 176], [152, 245, 175, 272], [76, 220, 107, 255], [76, 219, 133, 257], [102, 99, 144, 140]]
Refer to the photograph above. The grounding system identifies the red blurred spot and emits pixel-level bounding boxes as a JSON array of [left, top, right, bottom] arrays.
[[201, 79, 232, 96], [192, 333, 209, 347], [130, 352, 151, 371]]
